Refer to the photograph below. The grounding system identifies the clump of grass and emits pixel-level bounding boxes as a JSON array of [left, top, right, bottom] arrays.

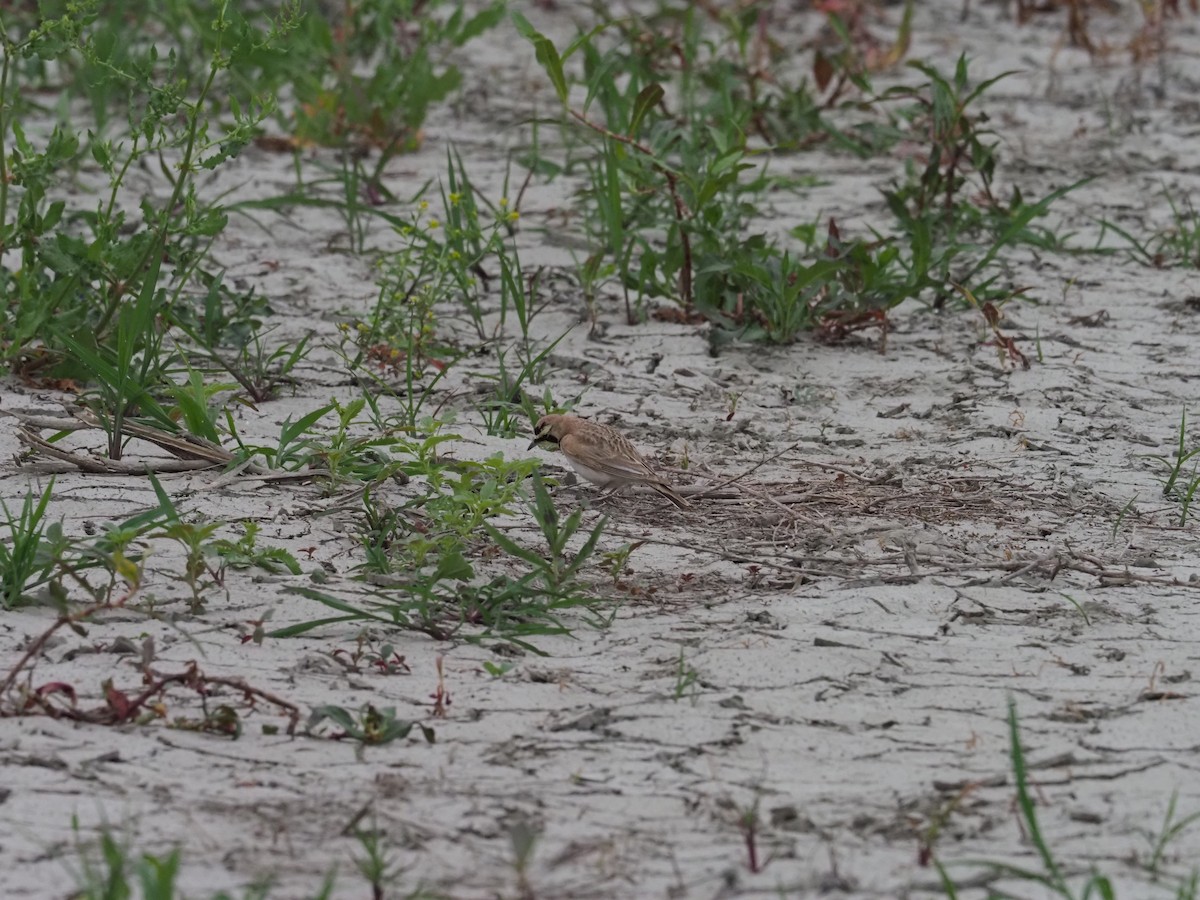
[[63, 814, 379, 898], [1145, 409, 1200, 526], [65, 819, 192, 900], [1, 0, 287, 464], [1156, 192, 1200, 268], [13, 2, 274, 317], [3, 0, 503, 470], [0, 474, 186, 611], [1100, 186, 1200, 270], [0, 478, 59, 610]]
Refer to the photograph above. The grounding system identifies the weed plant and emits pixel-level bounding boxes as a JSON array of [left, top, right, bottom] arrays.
[[226, 1, 505, 253], [272, 466, 611, 651], [353, 150, 525, 362], [516, 7, 1082, 343], [62, 812, 446, 898], [875, 56, 1086, 304], [0, 466, 305, 614], [151, 515, 301, 612], [485, 471, 607, 602], [288, 0, 504, 159], [62, 815, 344, 898], [473, 335, 569, 439], [307, 702, 435, 748], [0, 479, 61, 610], [1154, 192, 1200, 268], [66, 823, 195, 900], [342, 149, 565, 435]]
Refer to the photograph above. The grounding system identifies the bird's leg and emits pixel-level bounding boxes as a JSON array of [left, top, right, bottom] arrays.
[[596, 482, 631, 505]]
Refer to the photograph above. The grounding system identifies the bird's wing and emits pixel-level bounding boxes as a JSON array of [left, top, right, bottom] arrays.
[[562, 434, 658, 481]]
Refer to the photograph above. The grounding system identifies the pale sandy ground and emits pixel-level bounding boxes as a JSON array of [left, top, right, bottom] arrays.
[[3, 1, 1200, 897]]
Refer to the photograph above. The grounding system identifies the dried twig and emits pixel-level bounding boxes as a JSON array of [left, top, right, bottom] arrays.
[[687, 441, 805, 500], [0, 590, 135, 701], [7, 406, 280, 477], [18, 427, 218, 473]]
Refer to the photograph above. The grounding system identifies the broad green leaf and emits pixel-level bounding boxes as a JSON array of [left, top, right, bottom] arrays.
[[628, 83, 663, 137], [511, 12, 567, 104]]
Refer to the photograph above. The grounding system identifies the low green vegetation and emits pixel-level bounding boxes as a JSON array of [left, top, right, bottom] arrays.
[[56, 701, 1200, 897], [1102, 185, 1200, 269], [1, 8, 1198, 895], [933, 700, 1200, 899], [62, 813, 441, 899], [0, 0, 1191, 680], [513, 7, 1083, 343], [1147, 410, 1200, 527]]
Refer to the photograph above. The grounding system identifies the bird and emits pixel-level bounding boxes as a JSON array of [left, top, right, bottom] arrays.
[[528, 414, 690, 509]]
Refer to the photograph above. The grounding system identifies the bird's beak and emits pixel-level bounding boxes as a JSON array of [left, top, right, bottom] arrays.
[[527, 438, 541, 451]]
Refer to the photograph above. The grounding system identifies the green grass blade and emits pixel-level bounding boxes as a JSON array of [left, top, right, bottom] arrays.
[[1007, 697, 1069, 894]]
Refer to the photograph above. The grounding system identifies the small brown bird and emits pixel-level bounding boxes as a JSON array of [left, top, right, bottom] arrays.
[[528, 414, 689, 509]]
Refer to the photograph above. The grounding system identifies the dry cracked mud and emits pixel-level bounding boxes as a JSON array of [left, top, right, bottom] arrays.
[[3, 1, 1200, 898]]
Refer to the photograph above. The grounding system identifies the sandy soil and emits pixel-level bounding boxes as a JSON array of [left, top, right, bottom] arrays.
[[3, 1, 1200, 897]]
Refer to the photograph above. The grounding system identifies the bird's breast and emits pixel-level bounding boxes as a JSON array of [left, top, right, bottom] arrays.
[[565, 456, 620, 488]]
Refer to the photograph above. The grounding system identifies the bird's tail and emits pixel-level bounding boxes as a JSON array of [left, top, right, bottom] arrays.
[[651, 481, 690, 509]]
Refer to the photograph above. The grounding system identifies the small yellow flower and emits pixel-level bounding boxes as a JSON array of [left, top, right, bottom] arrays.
[[427, 219, 440, 229], [499, 197, 509, 209], [506, 211, 520, 223], [419, 200, 429, 211], [449, 192, 461, 205]]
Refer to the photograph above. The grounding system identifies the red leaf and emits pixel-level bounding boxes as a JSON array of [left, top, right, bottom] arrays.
[[103, 680, 134, 721], [35, 682, 78, 705]]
